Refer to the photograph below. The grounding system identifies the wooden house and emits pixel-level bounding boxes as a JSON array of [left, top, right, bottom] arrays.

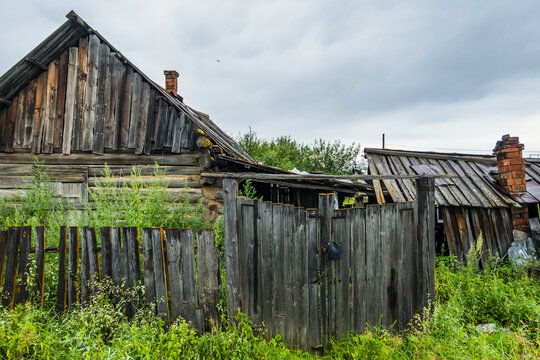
[[0, 11, 372, 214], [365, 135, 540, 264]]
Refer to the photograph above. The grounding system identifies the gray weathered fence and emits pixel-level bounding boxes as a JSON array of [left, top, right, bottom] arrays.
[[223, 177, 435, 350], [0, 226, 221, 330]]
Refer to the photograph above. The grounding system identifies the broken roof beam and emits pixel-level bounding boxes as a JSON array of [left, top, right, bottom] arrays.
[[201, 172, 457, 181]]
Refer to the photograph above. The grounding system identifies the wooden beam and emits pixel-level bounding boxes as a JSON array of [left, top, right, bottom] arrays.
[[0, 98, 11, 106], [364, 148, 496, 163], [0, 152, 199, 165], [24, 57, 47, 71], [202, 172, 457, 181]]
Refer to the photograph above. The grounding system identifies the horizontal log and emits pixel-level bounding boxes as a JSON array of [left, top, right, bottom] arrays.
[[88, 175, 202, 188], [0, 164, 87, 177], [0, 176, 85, 188], [201, 172, 457, 181], [88, 165, 202, 176], [88, 187, 205, 203], [0, 153, 200, 166]]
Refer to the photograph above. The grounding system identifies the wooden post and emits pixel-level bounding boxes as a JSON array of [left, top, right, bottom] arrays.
[[35, 226, 46, 309], [56, 227, 67, 312], [223, 178, 241, 317], [197, 229, 222, 331], [416, 177, 435, 311]]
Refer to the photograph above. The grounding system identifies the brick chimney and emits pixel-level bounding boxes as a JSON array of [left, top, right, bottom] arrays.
[[164, 70, 182, 101], [493, 134, 529, 233]]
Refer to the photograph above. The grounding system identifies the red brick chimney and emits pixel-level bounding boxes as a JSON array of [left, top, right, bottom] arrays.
[[164, 70, 182, 101], [493, 134, 530, 233]]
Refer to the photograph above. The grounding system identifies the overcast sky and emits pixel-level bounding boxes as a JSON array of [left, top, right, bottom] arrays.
[[2, 1, 540, 156]]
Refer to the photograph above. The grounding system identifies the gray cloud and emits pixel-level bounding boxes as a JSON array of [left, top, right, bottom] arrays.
[[2, 0, 540, 155]]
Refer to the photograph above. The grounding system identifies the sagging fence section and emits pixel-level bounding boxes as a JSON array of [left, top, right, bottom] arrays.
[[223, 177, 435, 350], [0, 226, 221, 330]]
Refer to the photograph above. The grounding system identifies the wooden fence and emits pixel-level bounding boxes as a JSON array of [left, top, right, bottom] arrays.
[[0, 226, 221, 330], [223, 177, 435, 350]]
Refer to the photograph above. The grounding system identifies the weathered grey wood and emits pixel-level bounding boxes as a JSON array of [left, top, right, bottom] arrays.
[[165, 228, 183, 323], [80, 227, 90, 304], [72, 37, 88, 151], [0, 231, 7, 288], [172, 111, 186, 153], [62, 47, 78, 154], [2, 228, 20, 308], [151, 228, 169, 323], [306, 208, 321, 349], [3, 96, 19, 152], [155, 100, 169, 149], [283, 205, 296, 344], [67, 226, 79, 309], [56, 226, 67, 312], [87, 165, 201, 177], [335, 209, 351, 339], [365, 205, 381, 327], [54, 51, 69, 150], [382, 204, 399, 327], [22, 80, 37, 149], [143, 92, 158, 155], [197, 229, 221, 331], [272, 204, 286, 336], [397, 203, 414, 329], [42, 60, 58, 153], [181, 229, 198, 328], [317, 193, 333, 345], [100, 227, 112, 280], [351, 207, 367, 333], [416, 178, 435, 311], [81, 34, 100, 151], [135, 81, 150, 154], [259, 202, 274, 334], [14, 226, 31, 305], [295, 207, 309, 347], [35, 226, 46, 308], [86, 227, 100, 297], [164, 107, 176, 148], [13, 86, 26, 149], [108, 55, 126, 150], [120, 67, 134, 149], [31, 73, 47, 153], [223, 178, 240, 316], [239, 198, 255, 319], [110, 227, 123, 302], [180, 112, 193, 149], [127, 72, 142, 149], [125, 227, 141, 314], [92, 43, 110, 155], [141, 228, 155, 306]]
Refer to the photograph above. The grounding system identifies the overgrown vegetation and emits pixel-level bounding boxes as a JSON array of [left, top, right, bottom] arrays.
[[237, 129, 363, 174], [1, 256, 538, 359]]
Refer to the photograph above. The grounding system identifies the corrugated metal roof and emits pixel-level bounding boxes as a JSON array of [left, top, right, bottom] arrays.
[[365, 148, 522, 208], [0, 11, 253, 162]]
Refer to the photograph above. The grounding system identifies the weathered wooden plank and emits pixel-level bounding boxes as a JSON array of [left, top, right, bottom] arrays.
[[92, 43, 110, 155], [171, 111, 184, 153], [285, 205, 297, 344], [240, 198, 256, 320], [416, 178, 435, 309], [164, 106, 176, 148], [62, 47, 79, 154], [2, 228, 20, 308], [396, 203, 413, 329], [108, 55, 126, 150], [295, 207, 308, 347], [86, 227, 100, 297], [41, 60, 58, 154], [165, 228, 183, 323], [152, 228, 169, 323], [318, 194, 333, 345], [0, 109, 8, 151], [127, 72, 142, 149], [155, 100, 168, 149], [180, 112, 192, 149], [142, 91, 158, 155], [54, 51, 69, 150], [125, 227, 141, 314], [258, 202, 274, 334], [14, 226, 31, 305], [0, 231, 7, 286], [110, 227, 123, 302], [120, 67, 134, 149], [254, 201, 264, 327], [100, 227, 112, 280], [31, 73, 47, 153], [141, 228, 155, 306], [81, 34, 100, 151], [13, 86, 26, 149], [181, 229, 198, 328], [351, 207, 366, 333], [72, 37, 88, 152], [56, 226, 67, 312], [87, 165, 201, 177], [197, 229, 221, 331], [2, 97, 18, 152], [365, 205, 381, 327], [382, 205, 398, 327], [222, 178, 240, 316], [135, 81, 150, 154], [306, 208, 321, 349], [21, 80, 37, 149], [335, 209, 351, 339], [35, 226, 46, 308], [80, 227, 90, 304], [67, 226, 79, 308], [271, 203, 285, 337]]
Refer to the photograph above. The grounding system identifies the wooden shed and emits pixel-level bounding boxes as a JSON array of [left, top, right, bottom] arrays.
[[0, 11, 373, 214], [365, 139, 540, 264]]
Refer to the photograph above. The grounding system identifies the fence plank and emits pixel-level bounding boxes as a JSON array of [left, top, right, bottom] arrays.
[[254, 201, 264, 326], [397, 203, 414, 329], [125, 227, 141, 315], [56, 226, 67, 312], [351, 207, 367, 333], [381, 205, 398, 327], [295, 207, 308, 348], [416, 178, 435, 310], [272, 203, 285, 337], [241, 199, 256, 319], [0, 231, 7, 288], [181, 229, 199, 329], [223, 178, 240, 316], [197, 229, 221, 331], [14, 226, 31, 305], [35, 226, 46, 308], [100, 227, 112, 281], [142, 228, 155, 306], [283, 204, 295, 344], [152, 228, 168, 323], [317, 194, 332, 345], [259, 202, 274, 335], [80, 227, 90, 304], [67, 227, 79, 308], [2, 228, 20, 308], [306, 209, 321, 349], [165, 228, 183, 323], [86, 227, 100, 296], [335, 209, 351, 339], [110, 227, 123, 303], [366, 205, 381, 327]]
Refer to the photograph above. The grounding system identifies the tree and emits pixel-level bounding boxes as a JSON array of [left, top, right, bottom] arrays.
[[236, 129, 363, 175]]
